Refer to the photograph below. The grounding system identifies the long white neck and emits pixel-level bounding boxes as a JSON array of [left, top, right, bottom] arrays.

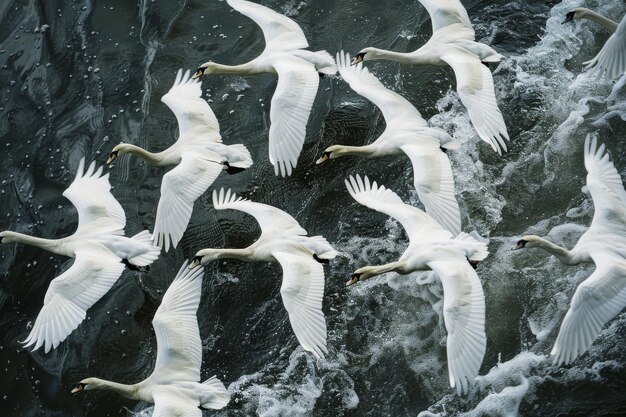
[[120, 144, 165, 166], [205, 61, 261, 75], [208, 247, 255, 262], [365, 48, 421, 65], [86, 378, 140, 400], [332, 144, 379, 159], [2, 231, 67, 256], [580, 10, 618, 32], [527, 237, 582, 266], [359, 261, 408, 280]]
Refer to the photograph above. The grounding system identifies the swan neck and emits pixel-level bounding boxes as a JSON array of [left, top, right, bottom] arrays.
[[207, 61, 259, 75], [336, 145, 376, 158], [367, 48, 417, 64], [88, 378, 139, 400], [361, 261, 406, 279], [122, 144, 163, 165], [213, 248, 253, 261], [531, 237, 580, 265], [580, 10, 618, 32], [7, 232, 62, 254]]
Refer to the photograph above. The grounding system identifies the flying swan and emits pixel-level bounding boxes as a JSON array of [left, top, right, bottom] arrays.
[[0, 159, 160, 353], [192, 0, 336, 177], [192, 188, 337, 358], [71, 261, 230, 414], [107, 69, 253, 252], [352, 0, 509, 155], [512, 135, 626, 366], [345, 174, 487, 395], [563, 8, 626, 79], [318, 51, 462, 235]]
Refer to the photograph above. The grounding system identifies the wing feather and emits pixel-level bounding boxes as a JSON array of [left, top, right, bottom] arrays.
[[584, 15, 626, 79]]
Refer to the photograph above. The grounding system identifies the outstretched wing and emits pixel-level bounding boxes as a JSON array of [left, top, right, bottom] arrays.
[[226, 0, 308, 52], [345, 174, 452, 245], [150, 262, 203, 382], [336, 51, 428, 130], [584, 134, 626, 228], [441, 50, 509, 155], [22, 247, 125, 353], [63, 158, 126, 234], [152, 390, 202, 417], [584, 15, 626, 80], [402, 145, 461, 235], [153, 152, 224, 252], [551, 256, 626, 366], [161, 69, 221, 140], [417, 0, 474, 36], [275, 250, 328, 358], [213, 188, 306, 237], [429, 260, 486, 395], [269, 55, 319, 176]]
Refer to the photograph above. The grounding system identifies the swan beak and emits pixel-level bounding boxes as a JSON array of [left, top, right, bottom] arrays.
[[511, 239, 528, 250], [562, 13, 574, 24], [107, 150, 119, 164], [351, 55, 363, 66], [71, 384, 85, 394], [192, 68, 204, 79], [189, 256, 202, 268], [346, 274, 361, 286], [316, 152, 331, 165]]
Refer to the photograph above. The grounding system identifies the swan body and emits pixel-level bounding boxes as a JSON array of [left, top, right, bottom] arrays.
[[107, 69, 252, 252], [513, 135, 626, 366], [353, 0, 509, 154], [345, 174, 487, 395], [318, 51, 461, 235], [564, 8, 626, 79], [0, 159, 160, 353], [193, 188, 337, 358], [72, 262, 230, 414], [193, 0, 336, 177]]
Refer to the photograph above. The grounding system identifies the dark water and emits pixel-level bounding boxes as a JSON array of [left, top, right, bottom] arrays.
[[1, 0, 626, 416]]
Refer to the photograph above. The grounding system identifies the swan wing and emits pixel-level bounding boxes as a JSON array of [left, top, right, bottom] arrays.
[[274, 250, 328, 358], [226, 0, 308, 52], [551, 256, 626, 366], [152, 390, 202, 417], [428, 260, 486, 395], [402, 145, 461, 235], [269, 55, 319, 176], [441, 51, 509, 155], [336, 51, 428, 129], [417, 0, 474, 35], [63, 158, 126, 233], [153, 152, 224, 252], [213, 188, 307, 237], [161, 69, 221, 141], [584, 134, 626, 226], [345, 174, 453, 245], [22, 247, 125, 353], [584, 15, 626, 79], [151, 262, 203, 382]]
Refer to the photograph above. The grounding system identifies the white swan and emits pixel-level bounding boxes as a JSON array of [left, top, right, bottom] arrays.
[[71, 261, 230, 413], [318, 51, 461, 235], [352, 0, 509, 155], [107, 69, 253, 252], [0, 159, 160, 353], [563, 8, 626, 79], [192, 188, 337, 358], [192, 0, 336, 177], [512, 135, 626, 366], [345, 174, 487, 395]]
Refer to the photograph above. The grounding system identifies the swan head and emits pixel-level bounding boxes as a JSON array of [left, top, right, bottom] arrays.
[[71, 378, 99, 394], [107, 144, 130, 164], [511, 235, 540, 250], [193, 62, 216, 79], [191, 249, 219, 266], [316, 145, 345, 164], [352, 48, 377, 65], [346, 266, 376, 286], [0, 231, 18, 243], [562, 8, 587, 24]]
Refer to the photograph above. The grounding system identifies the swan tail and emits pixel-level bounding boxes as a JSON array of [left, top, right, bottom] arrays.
[[198, 376, 230, 410], [313, 50, 337, 75], [307, 235, 338, 259], [455, 232, 489, 262], [128, 231, 161, 266], [226, 143, 253, 168]]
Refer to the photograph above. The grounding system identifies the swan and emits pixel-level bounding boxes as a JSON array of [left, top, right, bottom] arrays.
[[512, 134, 626, 366], [192, 0, 336, 177], [563, 8, 626, 79], [317, 51, 461, 235], [0, 159, 160, 353], [344, 174, 487, 395], [71, 261, 230, 413], [191, 188, 337, 358], [352, 0, 509, 155], [107, 69, 253, 252]]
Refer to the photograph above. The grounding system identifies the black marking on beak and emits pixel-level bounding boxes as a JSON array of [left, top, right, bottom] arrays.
[[190, 256, 202, 268], [71, 383, 86, 394], [346, 273, 362, 286], [192, 67, 205, 79], [316, 151, 332, 164], [107, 150, 119, 164], [562, 11, 575, 24], [512, 239, 528, 250], [351, 53, 365, 66]]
